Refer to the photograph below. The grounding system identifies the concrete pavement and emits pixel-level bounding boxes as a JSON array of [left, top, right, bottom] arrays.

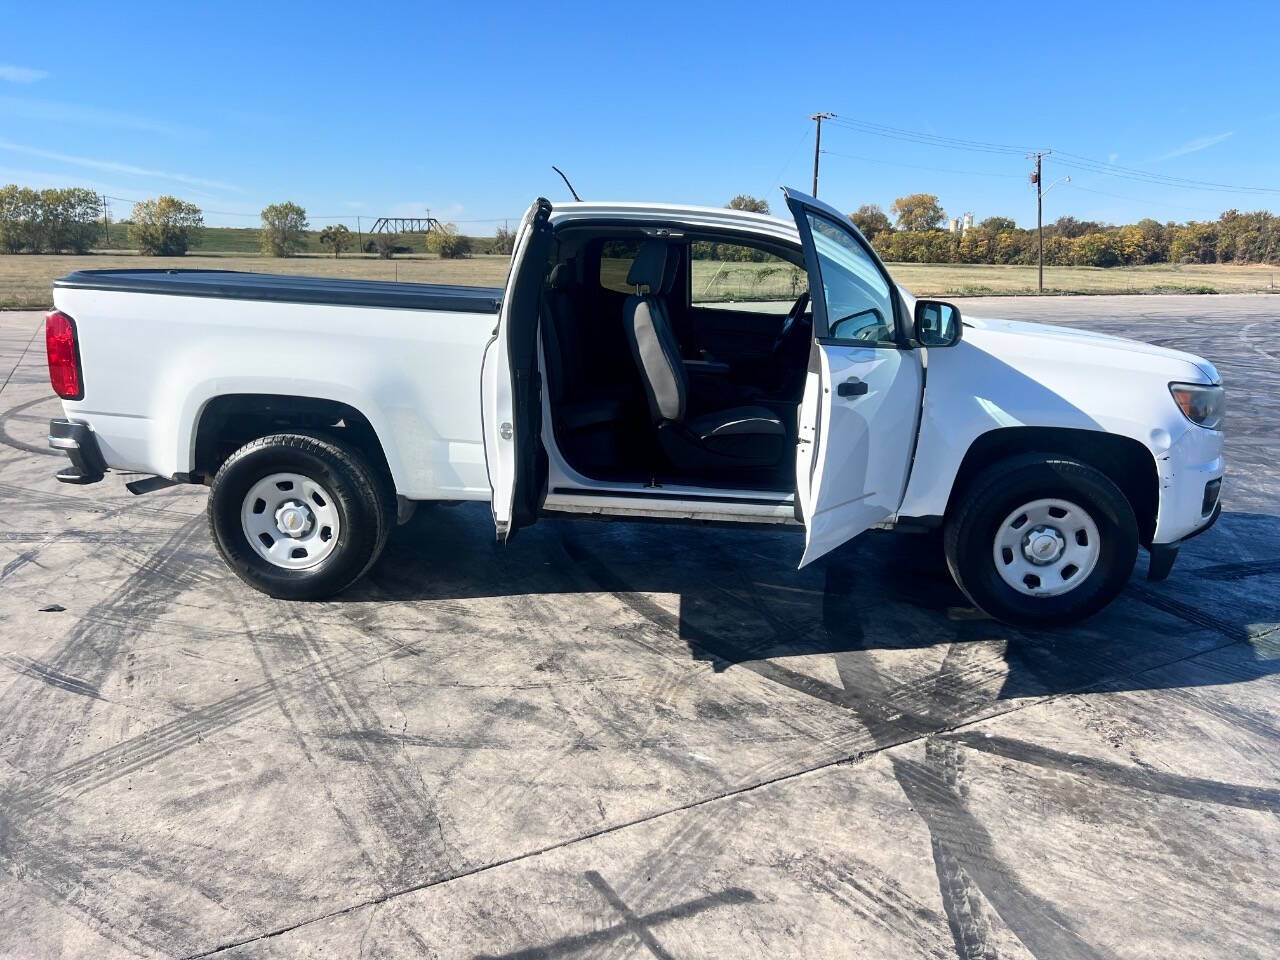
[[0, 295, 1276, 959]]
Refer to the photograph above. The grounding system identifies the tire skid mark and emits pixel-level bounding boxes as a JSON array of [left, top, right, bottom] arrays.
[[0, 516, 208, 776], [233, 596, 390, 888], [0, 529, 177, 544], [551, 543, 993, 959], [2, 823, 287, 958], [0, 547, 39, 582], [0, 653, 103, 701], [893, 740, 1117, 960], [290, 619, 454, 883], [1128, 585, 1258, 642], [793, 851, 956, 959], [561, 533, 1010, 763], [3, 631, 444, 817], [1191, 556, 1280, 582], [945, 731, 1280, 812], [0, 394, 61, 457], [0, 479, 195, 521]]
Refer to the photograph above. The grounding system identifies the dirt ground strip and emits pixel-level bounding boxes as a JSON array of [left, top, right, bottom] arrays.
[[0, 295, 1276, 959]]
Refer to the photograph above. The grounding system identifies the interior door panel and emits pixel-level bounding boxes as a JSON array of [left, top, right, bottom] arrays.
[[686, 307, 787, 365]]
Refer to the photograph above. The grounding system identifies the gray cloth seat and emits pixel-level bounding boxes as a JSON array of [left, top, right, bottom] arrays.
[[622, 241, 785, 470]]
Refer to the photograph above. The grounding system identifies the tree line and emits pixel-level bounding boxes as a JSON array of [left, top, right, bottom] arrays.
[[725, 193, 1280, 267], [6, 183, 1276, 267], [0, 186, 104, 254], [0, 184, 476, 259], [853, 193, 1279, 267]]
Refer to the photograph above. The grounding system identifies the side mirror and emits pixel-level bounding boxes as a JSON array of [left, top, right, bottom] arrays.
[[913, 299, 962, 347]]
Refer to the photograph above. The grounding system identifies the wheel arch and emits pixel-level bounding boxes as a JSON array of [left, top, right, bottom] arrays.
[[192, 394, 396, 493], [943, 426, 1159, 545]]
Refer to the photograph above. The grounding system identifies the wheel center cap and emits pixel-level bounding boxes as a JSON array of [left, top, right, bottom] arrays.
[[275, 501, 313, 538], [1023, 526, 1065, 564]]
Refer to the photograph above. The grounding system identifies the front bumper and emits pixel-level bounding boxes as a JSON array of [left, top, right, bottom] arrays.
[[49, 418, 107, 484], [1147, 499, 1220, 581]]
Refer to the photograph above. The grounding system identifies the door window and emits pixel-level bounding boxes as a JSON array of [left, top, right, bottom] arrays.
[[599, 240, 641, 294], [689, 241, 808, 315], [806, 213, 896, 345]]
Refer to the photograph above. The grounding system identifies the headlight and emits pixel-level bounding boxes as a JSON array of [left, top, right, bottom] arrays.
[[1169, 382, 1225, 429]]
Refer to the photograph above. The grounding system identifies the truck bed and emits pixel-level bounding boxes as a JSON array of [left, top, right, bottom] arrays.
[[54, 269, 503, 314]]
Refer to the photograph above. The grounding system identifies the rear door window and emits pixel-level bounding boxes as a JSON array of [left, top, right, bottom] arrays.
[[599, 240, 641, 293]]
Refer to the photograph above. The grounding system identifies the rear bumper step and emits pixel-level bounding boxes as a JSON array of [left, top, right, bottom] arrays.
[[48, 419, 107, 484]]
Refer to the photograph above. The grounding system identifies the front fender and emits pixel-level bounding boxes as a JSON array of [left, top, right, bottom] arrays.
[[898, 337, 1196, 520]]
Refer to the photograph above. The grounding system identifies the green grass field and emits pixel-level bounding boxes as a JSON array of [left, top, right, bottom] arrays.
[[3, 251, 1277, 310]]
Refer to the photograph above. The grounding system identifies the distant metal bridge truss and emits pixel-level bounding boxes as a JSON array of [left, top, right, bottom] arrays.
[[368, 217, 442, 234]]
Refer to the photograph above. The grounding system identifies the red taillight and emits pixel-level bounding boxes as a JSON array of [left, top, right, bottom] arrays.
[[46, 310, 83, 400]]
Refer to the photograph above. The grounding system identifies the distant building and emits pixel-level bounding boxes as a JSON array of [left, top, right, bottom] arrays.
[[948, 217, 961, 233], [948, 212, 976, 234]]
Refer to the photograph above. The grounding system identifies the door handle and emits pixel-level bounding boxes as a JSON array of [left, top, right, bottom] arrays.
[[837, 378, 868, 397]]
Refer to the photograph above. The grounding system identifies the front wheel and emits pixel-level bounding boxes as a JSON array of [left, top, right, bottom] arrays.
[[944, 455, 1138, 627], [208, 433, 391, 600]]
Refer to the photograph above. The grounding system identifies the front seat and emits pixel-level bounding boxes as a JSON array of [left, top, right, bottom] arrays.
[[622, 241, 785, 471]]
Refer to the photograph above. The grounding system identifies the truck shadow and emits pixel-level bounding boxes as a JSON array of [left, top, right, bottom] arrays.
[[357, 503, 1279, 710]]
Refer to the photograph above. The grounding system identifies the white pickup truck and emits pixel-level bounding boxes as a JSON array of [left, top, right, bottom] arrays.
[[45, 189, 1224, 625]]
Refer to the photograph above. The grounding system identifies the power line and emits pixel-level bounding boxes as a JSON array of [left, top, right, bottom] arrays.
[[826, 116, 1280, 196], [826, 116, 1036, 156], [1066, 184, 1222, 216], [820, 149, 1025, 180], [763, 123, 814, 197], [1052, 151, 1280, 195]]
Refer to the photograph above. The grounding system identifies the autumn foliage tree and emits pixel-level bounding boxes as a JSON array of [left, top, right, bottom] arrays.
[[726, 194, 770, 215], [130, 196, 204, 256], [427, 222, 471, 259], [318, 224, 352, 258], [260, 201, 309, 257], [849, 204, 891, 239], [890, 193, 945, 232]]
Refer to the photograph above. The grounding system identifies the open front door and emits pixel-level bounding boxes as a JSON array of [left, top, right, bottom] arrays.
[[785, 188, 924, 567], [482, 197, 554, 541]]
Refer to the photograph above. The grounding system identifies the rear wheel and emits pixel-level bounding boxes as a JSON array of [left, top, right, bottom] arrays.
[[209, 433, 391, 600], [944, 455, 1138, 627]]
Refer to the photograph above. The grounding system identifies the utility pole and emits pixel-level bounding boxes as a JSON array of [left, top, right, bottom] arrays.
[[810, 112, 834, 197], [1027, 150, 1051, 294], [101, 194, 110, 249], [356, 215, 362, 252]]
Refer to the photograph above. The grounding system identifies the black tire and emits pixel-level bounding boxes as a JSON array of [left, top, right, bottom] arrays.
[[943, 455, 1138, 627], [208, 433, 392, 600]]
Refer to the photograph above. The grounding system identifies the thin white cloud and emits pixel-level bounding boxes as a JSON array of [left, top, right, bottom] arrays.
[[0, 95, 201, 139], [1154, 131, 1234, 162], [0, 139, 242, 193], [0, 64, 48, 84]]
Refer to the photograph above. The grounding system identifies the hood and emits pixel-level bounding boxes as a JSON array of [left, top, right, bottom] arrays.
[[961, 313, 1220, 383]]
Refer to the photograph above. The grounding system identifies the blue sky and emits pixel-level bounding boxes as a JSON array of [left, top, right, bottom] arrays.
[[1, 0, 1276, 232]]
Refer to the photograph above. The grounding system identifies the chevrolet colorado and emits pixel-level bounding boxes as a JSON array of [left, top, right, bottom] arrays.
[[45, 189, 1224, 625]]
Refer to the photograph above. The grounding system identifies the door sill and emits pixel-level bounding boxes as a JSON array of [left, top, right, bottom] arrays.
[[545, 485, 797, 524]]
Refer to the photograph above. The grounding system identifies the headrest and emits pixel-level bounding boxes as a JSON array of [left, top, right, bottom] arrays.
[[548, 260, 576, 289], [626, 240, 677, 294]]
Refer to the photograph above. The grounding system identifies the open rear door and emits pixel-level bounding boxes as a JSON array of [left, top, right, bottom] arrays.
[[482, 198, 554, 541], [785, 188, 924, 567]]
